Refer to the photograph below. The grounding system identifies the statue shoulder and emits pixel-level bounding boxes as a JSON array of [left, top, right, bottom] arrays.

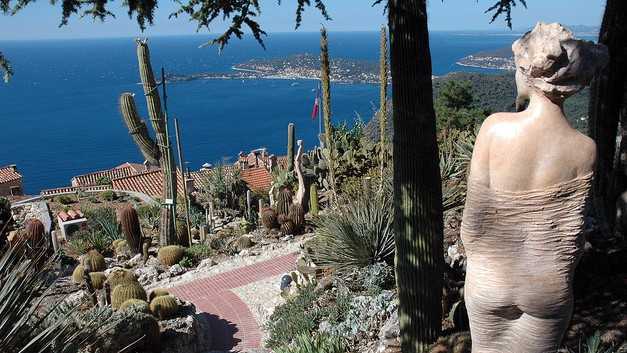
[[476, 112, 517, 142], [570, 130, 597, 174]]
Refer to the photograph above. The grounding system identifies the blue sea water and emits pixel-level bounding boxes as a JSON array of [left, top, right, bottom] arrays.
[[0, 31, 520, 194]]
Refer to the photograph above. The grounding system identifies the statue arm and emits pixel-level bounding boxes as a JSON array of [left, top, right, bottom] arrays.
[[468, 114, 499, 187]]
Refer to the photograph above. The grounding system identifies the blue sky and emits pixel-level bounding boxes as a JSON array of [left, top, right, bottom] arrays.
[[0, 0, 605, 40]]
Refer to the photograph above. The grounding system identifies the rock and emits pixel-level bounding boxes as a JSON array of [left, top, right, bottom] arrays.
[[169, 264, 185, 276], [197, 258, 217, 270], [315, 275, 334, 292], [280, 234, 294, 242], [237, 235, 254, 250], [104, 266, 124, 276], [239, 249, 250, 257], [126, 253, 143, 267], [145, 256, 161, 268], [135, 266, 160, 286]]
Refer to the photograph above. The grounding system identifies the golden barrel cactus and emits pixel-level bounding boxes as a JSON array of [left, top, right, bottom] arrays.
[[72, 265, 85, 284], [119, 298, 150, 313], [81, 249, 106, 272], [106, 268, 138, 290], [148, 288, 170, 302], [157, 245, 185, 267], [89, 272, 107, 290], [149, 295, 179, 320], [112, 282, 147, 309]]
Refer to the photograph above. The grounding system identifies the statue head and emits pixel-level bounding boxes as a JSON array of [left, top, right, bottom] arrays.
[[512, 22, 608, 108]]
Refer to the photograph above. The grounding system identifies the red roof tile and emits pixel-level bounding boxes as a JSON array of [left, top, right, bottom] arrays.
[[72, 164, 141, 187], [0, 165, 22, 184], [111, 170, 185, 198], [240, 167, 273, 192]]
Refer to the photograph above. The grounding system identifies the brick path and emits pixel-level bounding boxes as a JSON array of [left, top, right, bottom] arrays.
[[169, 252, 298, 351]]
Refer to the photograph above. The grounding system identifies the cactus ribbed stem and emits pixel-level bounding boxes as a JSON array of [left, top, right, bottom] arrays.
[[379, 26, 388, 183], [320, 27, 336, 195], [309, 183, 319, 217], [287, 123, 295, 172], [135, 39, 178, 246], [119, 93, 160, 166]]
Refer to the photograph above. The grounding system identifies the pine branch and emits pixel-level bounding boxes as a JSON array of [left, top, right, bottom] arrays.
[[484, 0, 527, 28], [0, 51, 12, 83]]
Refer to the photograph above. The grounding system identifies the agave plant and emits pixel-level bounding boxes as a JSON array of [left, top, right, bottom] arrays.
[[84, 207, 123, 242], [311, 182, 394, 273], [439, 128, 477, 212], [0, 240, 112, 352], [566, 331, 617, 353]]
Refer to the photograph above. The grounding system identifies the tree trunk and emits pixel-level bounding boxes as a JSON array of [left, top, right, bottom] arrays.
[[588, 0, 627, 235], [388, 1, 444, 352]]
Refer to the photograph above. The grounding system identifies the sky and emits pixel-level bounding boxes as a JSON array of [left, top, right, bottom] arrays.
[[0, 0, 606, 40]]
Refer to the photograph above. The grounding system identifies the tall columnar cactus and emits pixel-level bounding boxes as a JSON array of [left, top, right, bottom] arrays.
[[276, 188, 293, 217], [379, 26, 388, 181], [25, 219, 45, 244], [119, 206, 142, 254], [288, 203, 304, 232], [320, 27, 336, 194], [119, 39, 178, 246], [287, 123, 295, 172], [309, 184, 319, 217]]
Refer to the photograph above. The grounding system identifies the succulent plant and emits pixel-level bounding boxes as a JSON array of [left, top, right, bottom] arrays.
[[149, 295, 179, 319], [148, 288, 170, 302], [157, 245, 185, 267], [114, 239, 130, 255], [106, 268, 138, 290], [261, 207, 278, 229], [118, 205, 142, 253], [288, 203, 304, 231], [72, 265, 85, 284], [81, 249, 106, 272], [119, 298, 150, 313], [176, 221, 189, 246], [287, 123, 295, 172], [112, 239, 126, 248], [276, 188, 293, 217], [280, 220, 295, 235], [24, 219, 45, 244], [309, 184, 319, 217], [277, 213, 289, 226], [89, 272, 107, 290], [111, 282, 147, 309]]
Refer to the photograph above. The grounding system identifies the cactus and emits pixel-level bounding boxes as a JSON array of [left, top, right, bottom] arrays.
[[287, 123, 295, 172], [260, 207, 278, 229], [81, 250, 106, 272], [112, 282, 147, 309], [149, 295, 179, 319], [112, 239, 126, 248], [118, 205, 142, 253], [176, 220, 189, 246], [119, 39, 177, 246], [379, 26, 388, 183], [114, 239, 129, 255], [280, 220, 295, 235], [157, 245, 185, 266], [119, 298, 150, 313], [89, 272, 107, 290], [309, 184, 319, 217], [148, 288, 170, 302], [72, 265, 85, 284], [277, 213, 289, 226], [25, 218, 45, 245], [288, 203, 304, 231], [106, 268, 138, 289], [277, 188, 293, 217], [320, 27, 336, 194]]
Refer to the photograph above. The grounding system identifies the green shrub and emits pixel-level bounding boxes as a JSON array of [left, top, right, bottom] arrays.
[[68, 229, 112, 255], [96, 176, 112, 186], [55, 194, 75, 205], [84, 207, 123, 242], [275, 333, 346, 353], [178, 256, 194, 268], [311, 183, 394, 274], [266, 284, 320, 348], [566, 331, 617, 353], [100, 190, 117, 201], [137, 204, 161, 230], [184, 244, 213, 263]]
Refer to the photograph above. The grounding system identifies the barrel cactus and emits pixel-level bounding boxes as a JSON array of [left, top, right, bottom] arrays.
[[81, 249, 106, 272], [260, 207, 278, 229], [25, 218, 45, 244], [176, 221, 189, 245], [112, 282, 147, 309], [118, 205, 142, 253], [276, 188, 293, 217], [106, 268, 138, 290], [157, 245, 185, 266], [89, 272, 107, 290], [288, 203, 304, 231], [119, 298, 150, 313], [72, 265, 85, 284], [149, 295, 179, 319], [112, 239, 126, 248], [148, 288, 170, 302], [277, 213, 289, 226], [281, 220, 295, 235]]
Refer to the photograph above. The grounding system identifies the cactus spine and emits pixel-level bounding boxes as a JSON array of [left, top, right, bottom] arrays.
[[320, 27, 336, 195], [379, 26, 388, 183], [72, 265, 85, 284], [260, 207, 278, 229], [309, 184, 319, 217], [106, 268, 138, 290], [288, 203, 304, 231], [112, 282, 147, 309], [287, 123, 295, 172], [149, 295, 179, 319], [81, 250, 106, 272], [119, 39, 177, 246], [89, 272, 107, 290], [119, 206, 142, 254]]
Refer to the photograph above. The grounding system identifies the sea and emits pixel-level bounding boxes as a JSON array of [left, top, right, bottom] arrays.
[[0, 31, 521, 194]]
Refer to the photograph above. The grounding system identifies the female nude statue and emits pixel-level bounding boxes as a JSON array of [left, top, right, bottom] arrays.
[[461, 23, 608, 353]]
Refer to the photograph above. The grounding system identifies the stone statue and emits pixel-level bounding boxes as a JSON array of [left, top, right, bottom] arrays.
[[461, 22, 608, 353]]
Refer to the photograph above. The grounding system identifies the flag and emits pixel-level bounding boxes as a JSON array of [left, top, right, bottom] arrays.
[[311, 84, 320, 120]]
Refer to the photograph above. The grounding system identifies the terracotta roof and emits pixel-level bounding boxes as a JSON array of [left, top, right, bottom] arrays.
[[58, 209, 84, 222], [240, 167, 273, 192], [72, 164, 139, 187], [0, 165, 22, 184], [111, 170, 184, 198], [275, 156, 289, 170]]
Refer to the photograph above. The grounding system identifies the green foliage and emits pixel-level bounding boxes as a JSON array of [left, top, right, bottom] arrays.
[[95, 176, 112, 186], [137, 204, 161, 230], [275, 333, 347, 353], [183, 244, 213, 264], [0, 51, 12, 83], [266, 284, 320, 348], [55, 194, 75, 205], [178, 255, 194, 268], [84, 207, 123, 242], [67, 229, 112, 255], [100, 190, 117, 201], [439, 129, 476, 212], [567, 331, 617, 353], [435, 80, 488, 131], [197, 164, 247, 212], [312, 182, 394, 273]]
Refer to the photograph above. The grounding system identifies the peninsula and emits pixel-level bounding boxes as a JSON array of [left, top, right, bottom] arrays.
[[456, 47, 515, 71]]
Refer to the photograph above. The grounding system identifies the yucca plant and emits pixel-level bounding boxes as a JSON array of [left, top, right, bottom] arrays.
[[567, 331, 617, 353], [438, 128, 476, 212], [275, 333, 346, 353], [0, 240, 112, 352], [85, 207, 123, 243], [312, 182, 394, 273]]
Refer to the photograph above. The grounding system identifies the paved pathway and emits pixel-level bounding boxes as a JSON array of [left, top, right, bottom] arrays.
[[169, 252, 298, 352]]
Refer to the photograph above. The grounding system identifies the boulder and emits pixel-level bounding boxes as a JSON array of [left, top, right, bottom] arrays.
[[135, 266, 161, 286]]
